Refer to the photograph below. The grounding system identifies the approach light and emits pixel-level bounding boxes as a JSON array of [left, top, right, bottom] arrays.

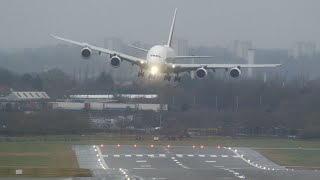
[[167, 145, 171, 148], [217, 145, 221, 149], [117, 144, 121, 148], [150, 144, 154, 148], [133, 144, 137, 148], [200, 145, 204, 149], [150, 66, 159, 75], [100, 144, 104, 147], [192, 145, 196, 148]]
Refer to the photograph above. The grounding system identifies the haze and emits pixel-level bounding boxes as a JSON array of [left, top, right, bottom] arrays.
[[0, 0, 319, 51]]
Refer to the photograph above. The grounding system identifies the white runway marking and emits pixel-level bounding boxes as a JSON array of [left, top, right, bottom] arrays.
[[188, 155, 194, 157], [136, 154, 143, 157], [199, 155, 205, 157], [125, 155, 132, 157], [136, 160, 147, 163], [176, 154, 183, 157], [148, 154, 155, 157], [159, 154, 166, 157], [210, 155, 217, 157], [113, 155, 120, 157], [205, 161, 216, 163], [221, 155, 228, 158]]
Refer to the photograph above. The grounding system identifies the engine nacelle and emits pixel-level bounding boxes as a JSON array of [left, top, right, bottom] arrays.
[[110, 56, 121, 68], [196, 68, 207, 79], [230, 67, 241, 78], [81, 47, 92, 59]]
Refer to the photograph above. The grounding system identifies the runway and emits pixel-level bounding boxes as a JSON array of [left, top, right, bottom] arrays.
[[86, 145, 320, 180]]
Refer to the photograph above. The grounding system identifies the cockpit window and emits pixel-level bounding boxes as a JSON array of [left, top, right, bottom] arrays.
[[150, 54, 161, 58]]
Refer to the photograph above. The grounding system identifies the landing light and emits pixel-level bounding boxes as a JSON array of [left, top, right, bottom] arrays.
[[150, 144, 154, 148], [192, 145, 196, 148], [117, 144, 121, 148], [133, 144, 137, 148], [167, 145, 171, 148], [150, 66, 159, 75], [200, 145, 204, 149], [100, 144, 104, 147], [217, 145, 221, 149]]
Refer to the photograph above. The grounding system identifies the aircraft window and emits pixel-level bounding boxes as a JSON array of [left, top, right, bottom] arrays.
[[150, 54, 161, 58]]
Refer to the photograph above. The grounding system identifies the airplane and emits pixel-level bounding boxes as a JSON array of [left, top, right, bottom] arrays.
[[51, 8, 280, 82]]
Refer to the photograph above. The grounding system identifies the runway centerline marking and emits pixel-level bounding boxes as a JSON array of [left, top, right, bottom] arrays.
[[205, 161, 216, 163], [136, 160, 147, 163]]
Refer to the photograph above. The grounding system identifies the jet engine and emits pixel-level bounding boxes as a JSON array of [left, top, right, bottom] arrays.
[[81, 47, 92, 59], [196, 67, 207, 79], [230, 67, 241, 78], [110, 56, 121, 68]]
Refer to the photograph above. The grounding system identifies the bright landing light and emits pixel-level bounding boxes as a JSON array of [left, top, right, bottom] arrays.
[[150, 66, 159, 75]]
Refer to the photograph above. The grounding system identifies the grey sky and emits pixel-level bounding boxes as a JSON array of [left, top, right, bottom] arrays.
[[0, 0, 319, 51]]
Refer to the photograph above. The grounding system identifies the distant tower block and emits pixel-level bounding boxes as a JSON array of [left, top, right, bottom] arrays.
[[247, 49, 255, 77]]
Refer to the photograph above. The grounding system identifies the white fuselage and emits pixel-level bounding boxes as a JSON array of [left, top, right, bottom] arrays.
[[145, 45, 175, 75]]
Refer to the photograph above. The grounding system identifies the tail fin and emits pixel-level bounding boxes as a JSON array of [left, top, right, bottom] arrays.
[[167, 8, 178, 47]]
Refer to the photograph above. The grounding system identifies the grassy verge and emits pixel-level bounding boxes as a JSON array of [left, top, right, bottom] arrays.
[[0, 168, 91, 177], [256, 148, 320, 169], [0, 142, 91, 177]]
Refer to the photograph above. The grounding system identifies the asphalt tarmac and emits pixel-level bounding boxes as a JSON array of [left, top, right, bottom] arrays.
[[3, 145, 320, 180], [94, 145, 320, 180]]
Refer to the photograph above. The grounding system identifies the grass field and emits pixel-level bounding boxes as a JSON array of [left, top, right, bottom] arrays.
[[0, 141, 91, 177], [256, 148, 320, 169], [0, 135, 319, 176]]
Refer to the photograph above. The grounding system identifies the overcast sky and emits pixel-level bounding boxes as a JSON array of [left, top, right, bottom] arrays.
[[0, 0, 319, 51]]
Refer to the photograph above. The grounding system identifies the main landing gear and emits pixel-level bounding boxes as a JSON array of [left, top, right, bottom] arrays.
[[173, 76, 181, 82], [163, 74, 171, 81], [164, 74, 181, 82], [138, 71, 145, 78]]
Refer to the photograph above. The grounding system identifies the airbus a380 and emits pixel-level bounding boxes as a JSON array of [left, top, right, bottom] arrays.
[[51, 8, 280, 82]]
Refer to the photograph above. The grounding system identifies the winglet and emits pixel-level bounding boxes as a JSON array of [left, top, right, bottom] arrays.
[[167, 8, 178, 47]]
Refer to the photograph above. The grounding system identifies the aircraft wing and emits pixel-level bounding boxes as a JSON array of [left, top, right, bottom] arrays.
[[50, 34, 147, 66], [174, 56, 214, 59], [168, 63, 281, 73]]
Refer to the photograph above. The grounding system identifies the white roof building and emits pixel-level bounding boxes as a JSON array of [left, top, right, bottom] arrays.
[[6, 91, 50, 101]]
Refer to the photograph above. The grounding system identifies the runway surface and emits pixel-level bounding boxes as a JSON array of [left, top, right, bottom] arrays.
[[89, 145, 320, 180]]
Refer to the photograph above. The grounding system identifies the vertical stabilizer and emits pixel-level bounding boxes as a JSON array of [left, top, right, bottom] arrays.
[[167, 8, 178, 47]]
